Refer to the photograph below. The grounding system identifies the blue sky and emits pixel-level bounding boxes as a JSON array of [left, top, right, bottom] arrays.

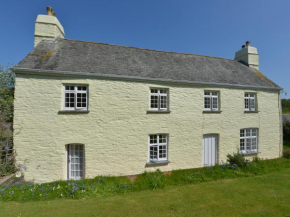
[[1, 0, 289, 98]]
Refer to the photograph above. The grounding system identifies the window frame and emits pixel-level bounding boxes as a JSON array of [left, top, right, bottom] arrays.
[[204, 91, 219, 111], [240, 128, 258, 154], [63, 85, 88, 111], [244, 93, 256, 112], [149, 88, 169, 111], [148, 134, 168, 162]]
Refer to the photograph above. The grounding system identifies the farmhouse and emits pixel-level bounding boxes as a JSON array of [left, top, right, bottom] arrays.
[[13, 7, 283, 183]]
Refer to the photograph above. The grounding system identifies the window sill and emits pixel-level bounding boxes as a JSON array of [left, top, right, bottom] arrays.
[[58, 110, 90, 114], [244, 111, 259, 113], [203, 110, 222, 114], [241, 151, 260, 156], [147, 110, 171, 114], [146, 160, 170, 166]]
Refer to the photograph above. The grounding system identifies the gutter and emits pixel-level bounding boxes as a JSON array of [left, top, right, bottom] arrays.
[[12, 67, 282, 91]]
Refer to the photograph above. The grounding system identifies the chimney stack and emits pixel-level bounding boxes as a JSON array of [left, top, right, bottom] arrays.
[[234, 41, 259, 70], [34, 7, 65, 47]]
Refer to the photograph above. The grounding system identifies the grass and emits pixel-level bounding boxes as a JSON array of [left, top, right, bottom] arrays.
[[0, 157, 290, 203], [0, 168, 289, 217]]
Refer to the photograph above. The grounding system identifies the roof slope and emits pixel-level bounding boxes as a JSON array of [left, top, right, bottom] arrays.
[[15, 38, 280, 89]]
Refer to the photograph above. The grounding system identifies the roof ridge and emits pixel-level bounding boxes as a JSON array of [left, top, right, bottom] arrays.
[[58, 38, 235, 62]]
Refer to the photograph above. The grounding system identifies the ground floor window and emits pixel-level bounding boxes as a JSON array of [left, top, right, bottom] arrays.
[[240, 129, 258, 154], [67, 144, 84, 180], [149, 134, 168, 162]]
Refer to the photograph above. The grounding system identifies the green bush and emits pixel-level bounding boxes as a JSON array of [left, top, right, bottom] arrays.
[[227, 152, 249, 168], [283, 150, 290, 159], [283, 122, 290, 142]]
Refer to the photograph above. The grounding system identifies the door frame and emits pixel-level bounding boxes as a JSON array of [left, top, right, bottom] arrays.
[[202, 134, 219, 166]]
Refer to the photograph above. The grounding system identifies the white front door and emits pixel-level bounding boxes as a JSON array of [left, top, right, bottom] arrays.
[[68, 144, 84, 180], [202, 135, 218, 166]]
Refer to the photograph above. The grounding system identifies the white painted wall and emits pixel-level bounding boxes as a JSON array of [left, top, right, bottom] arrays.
[[14, 74, 282, 183]]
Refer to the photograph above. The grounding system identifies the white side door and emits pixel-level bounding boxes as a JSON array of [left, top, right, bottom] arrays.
[[68, 144, 84, 180], [202, 135, 218, 166]]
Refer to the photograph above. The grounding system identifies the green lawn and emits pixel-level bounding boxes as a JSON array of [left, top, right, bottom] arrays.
[[1, 168, 290, 217]]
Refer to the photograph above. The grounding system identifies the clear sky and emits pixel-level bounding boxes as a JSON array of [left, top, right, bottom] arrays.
[[1, 0, 289, 98]]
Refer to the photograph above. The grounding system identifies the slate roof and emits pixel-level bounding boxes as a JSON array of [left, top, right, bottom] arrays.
[[15, 38, 280, 90]]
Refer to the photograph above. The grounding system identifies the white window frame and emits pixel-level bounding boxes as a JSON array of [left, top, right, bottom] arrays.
[[63, 85, 88, 111], [67, 144, 84, 180], [149, 89, 168, 111], [240, 128, 258, 154], [148, 134, 168, 162], [204, 91, 219, 111], [244, 93, 256, 111]]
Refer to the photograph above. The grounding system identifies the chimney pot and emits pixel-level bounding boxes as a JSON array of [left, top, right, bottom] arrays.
[[246, 41, 251, 47], [242, 45, 246, 49], [46, 6, 53, 16]]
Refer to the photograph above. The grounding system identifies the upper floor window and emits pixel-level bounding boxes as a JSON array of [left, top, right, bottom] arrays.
[[149, 134, 168, 162], [204, 91, 219, 111], [240, 128, 258, 154], [245, 93, 256, 111], [150, 89, 168, 111], [63, 85, 88, 110]]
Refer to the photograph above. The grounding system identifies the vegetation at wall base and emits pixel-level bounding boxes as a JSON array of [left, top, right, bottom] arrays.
[[0, 157, 289, 202]]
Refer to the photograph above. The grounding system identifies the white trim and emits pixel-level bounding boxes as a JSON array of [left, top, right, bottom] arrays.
[[68, 144, 85, 180], [204, 91, 219, 111], [149, 88, 168, 111], [148, 134, 168, 162], [244, 93, 256, 111], [63, 85, 88, 111], [240, 128, 258, 154]]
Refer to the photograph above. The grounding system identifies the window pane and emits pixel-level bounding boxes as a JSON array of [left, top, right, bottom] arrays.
[[246, 129, 251, 137], [204, 97, 211, 109], [160, 90, 167, 94], [159, 145, 167, 158], [211, 92, 218, 96], [240, 139, 245, 150], [159, 135, 167, 143], [245, 98, 249, 109], [245, 93, 249, 97], [150, 96, 158, 108], [204, 91, 210, 95], [151, 89, 158, 93], [250, 99, 255, 110], [240, 130, 244, 137], [252, 138, 257, 150], [246, 139, 251, 150], [160, 96, 167, 109], [150, 135, 157, 144], [252, 129, 257, 136], [212, 97, 218, 109], [77, 86, 87, 91], [150, 146, 158, 160], [65, 86, 74, 90]]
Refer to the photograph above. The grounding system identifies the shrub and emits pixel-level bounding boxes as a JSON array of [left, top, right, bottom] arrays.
[[227, 152, 249, 168], [283, 122, 290, 142], [283, 150, 290, 159], [134, 170, 166, 190]]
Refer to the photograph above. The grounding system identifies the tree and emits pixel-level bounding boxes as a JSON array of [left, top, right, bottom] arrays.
[[0, 65, 15, 123], [282, 99, 290, 114]]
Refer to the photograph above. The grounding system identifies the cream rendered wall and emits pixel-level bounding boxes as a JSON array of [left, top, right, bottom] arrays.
[[13, 74, 282, 183]]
